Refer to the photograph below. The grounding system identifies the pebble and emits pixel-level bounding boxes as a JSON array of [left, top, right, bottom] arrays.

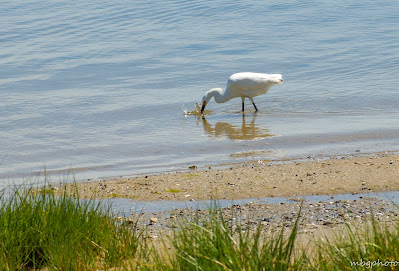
[[126, 218, 136, 224]]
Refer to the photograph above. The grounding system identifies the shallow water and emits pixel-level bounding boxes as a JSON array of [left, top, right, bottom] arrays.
[[99, 190, 399, 215], [1, 1, 399, 183]]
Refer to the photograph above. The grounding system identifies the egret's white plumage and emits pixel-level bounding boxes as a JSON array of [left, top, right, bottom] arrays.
[[201, 72, 283, 113]]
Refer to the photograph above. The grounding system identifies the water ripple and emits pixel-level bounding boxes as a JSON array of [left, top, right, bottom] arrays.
[[0, 0, 399, 181]]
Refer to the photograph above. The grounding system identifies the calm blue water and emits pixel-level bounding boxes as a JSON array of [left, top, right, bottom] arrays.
[[1, 0, 399, 182]]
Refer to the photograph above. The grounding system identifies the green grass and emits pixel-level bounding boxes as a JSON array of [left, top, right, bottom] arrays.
[[140, 205, 304, 271], [0, 185, 142, 270], [170, 211, 301, 270], [181, 173, 200, 178], [165, 189, 183, 193], [310, 210, 399, 270], [1, 182, 399, 270]]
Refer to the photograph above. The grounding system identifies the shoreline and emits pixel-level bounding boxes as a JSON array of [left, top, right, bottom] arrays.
[[54, 151, 399, 202]]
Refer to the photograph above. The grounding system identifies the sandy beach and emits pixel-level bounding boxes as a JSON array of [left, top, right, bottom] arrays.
[[61, 152, 399, 202], [41, 151, 399, 241]]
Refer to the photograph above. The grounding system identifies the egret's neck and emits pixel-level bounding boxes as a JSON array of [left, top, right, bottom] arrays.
[[206, 88, 232, 104]]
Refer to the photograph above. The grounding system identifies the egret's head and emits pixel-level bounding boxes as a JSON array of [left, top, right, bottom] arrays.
[[201, 88, 224, 113]]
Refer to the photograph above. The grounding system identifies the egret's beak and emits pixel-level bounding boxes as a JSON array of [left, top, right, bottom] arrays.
[[201, 101, 206, 114]]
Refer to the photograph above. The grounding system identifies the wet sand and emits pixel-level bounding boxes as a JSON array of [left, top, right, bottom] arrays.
[[61, 152, 399, 201]]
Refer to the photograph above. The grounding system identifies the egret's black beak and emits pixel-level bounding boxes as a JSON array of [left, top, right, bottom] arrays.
[[201, 101, 206, 114]]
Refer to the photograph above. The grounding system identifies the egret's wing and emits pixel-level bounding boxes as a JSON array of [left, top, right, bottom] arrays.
[[227, 73, 282, 96]]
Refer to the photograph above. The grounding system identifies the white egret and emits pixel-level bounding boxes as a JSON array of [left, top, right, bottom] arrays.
[[201, 72, 283, 113]]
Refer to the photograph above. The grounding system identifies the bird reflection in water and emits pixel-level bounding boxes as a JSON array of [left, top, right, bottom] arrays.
[[200, 114, 273, 141]]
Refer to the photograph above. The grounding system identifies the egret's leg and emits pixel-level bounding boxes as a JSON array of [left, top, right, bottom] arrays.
[[249, 97, 258, 112], [241, 97, 245, 112], [252, 102, 258, 112]]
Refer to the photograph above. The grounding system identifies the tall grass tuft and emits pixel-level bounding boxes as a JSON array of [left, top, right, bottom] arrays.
[[312, 209, 399, 270], [0, 185, 142, 270], [148, 205, 303, 271]]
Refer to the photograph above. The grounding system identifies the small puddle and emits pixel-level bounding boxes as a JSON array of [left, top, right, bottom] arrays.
[[98, 190, 399, 216]]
